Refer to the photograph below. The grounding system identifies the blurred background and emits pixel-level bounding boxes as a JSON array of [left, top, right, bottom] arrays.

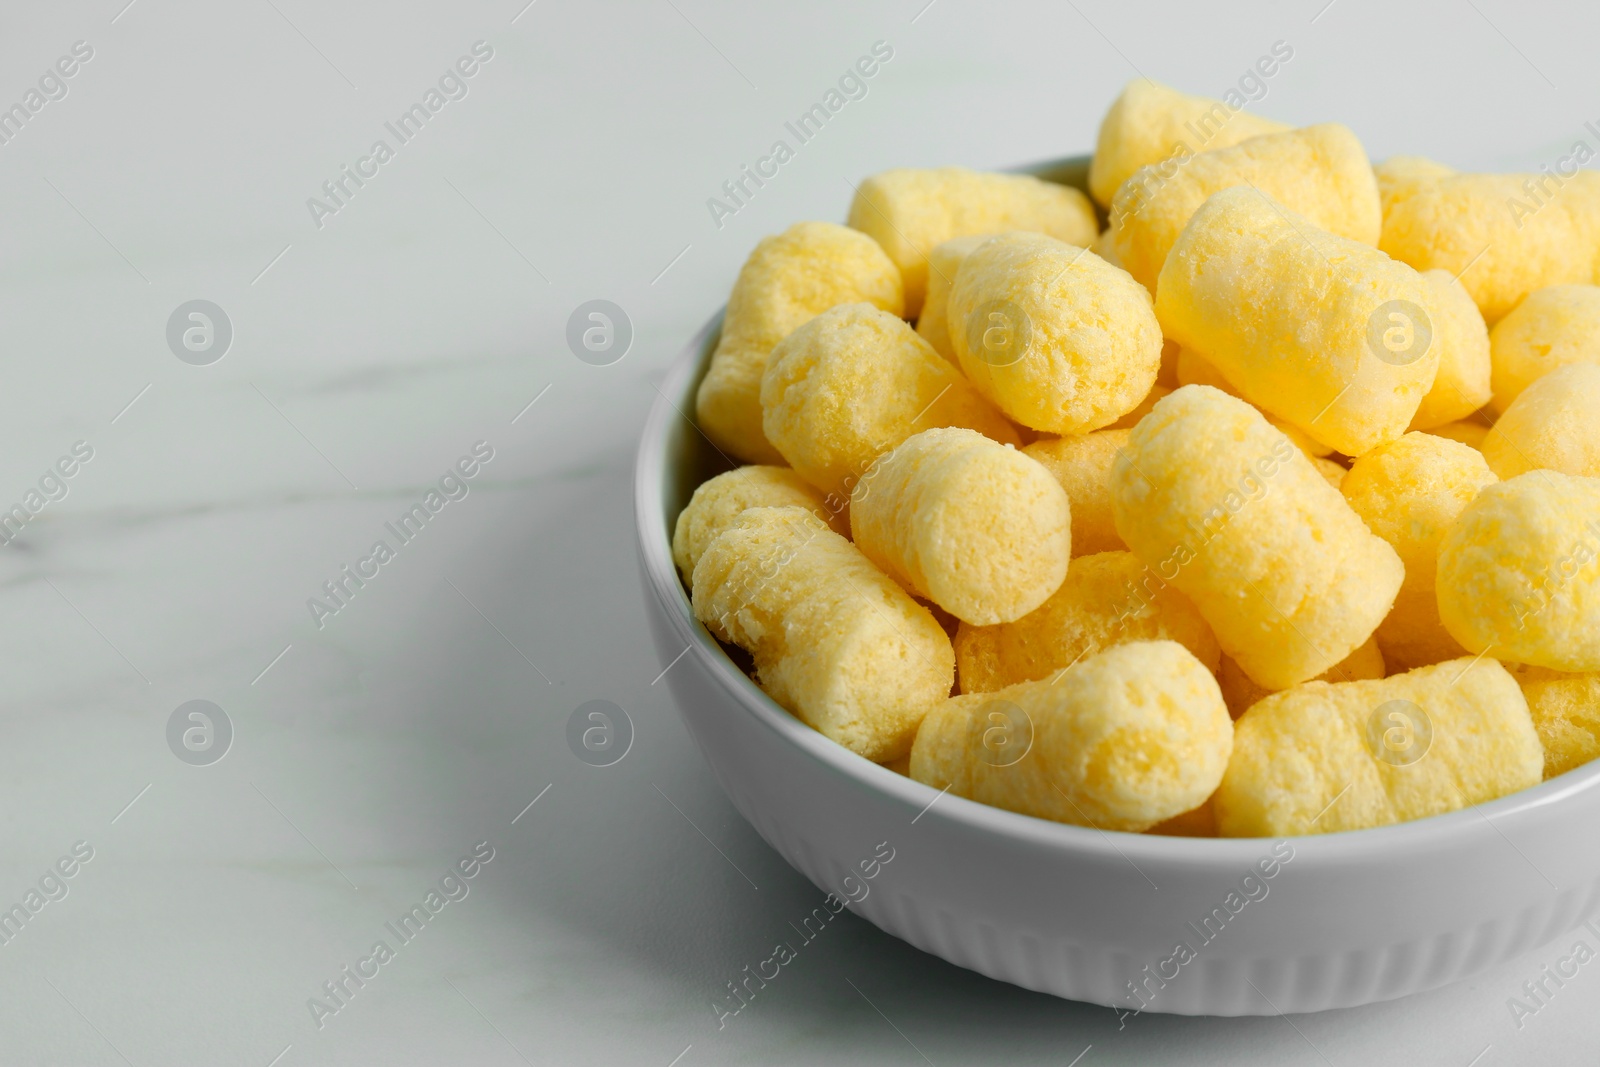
[[0, 1, 1596, 1063]]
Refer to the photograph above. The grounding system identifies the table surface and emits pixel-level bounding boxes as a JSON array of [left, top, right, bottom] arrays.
[[2, 1, 1598, 1064]]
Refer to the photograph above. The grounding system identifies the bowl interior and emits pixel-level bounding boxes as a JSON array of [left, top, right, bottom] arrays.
[[637, 154, 1600, 859]]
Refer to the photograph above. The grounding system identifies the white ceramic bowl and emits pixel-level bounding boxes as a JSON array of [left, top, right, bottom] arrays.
[[632, 155, 1600, 1016]]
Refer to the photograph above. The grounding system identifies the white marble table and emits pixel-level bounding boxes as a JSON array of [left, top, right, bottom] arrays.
[[2, 1, 1597, 1063]]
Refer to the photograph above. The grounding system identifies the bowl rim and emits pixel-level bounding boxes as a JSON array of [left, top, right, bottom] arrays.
[[632, 156, 1600, 869]]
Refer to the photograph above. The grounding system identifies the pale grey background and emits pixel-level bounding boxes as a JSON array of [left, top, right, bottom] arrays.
[[0, 1, 1596, 1064]]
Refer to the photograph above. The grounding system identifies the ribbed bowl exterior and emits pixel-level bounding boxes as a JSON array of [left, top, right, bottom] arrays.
[[633, 157, 1600, 1016]]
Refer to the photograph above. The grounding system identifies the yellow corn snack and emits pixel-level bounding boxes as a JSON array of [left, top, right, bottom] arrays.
[[1088, 78, 1288, 208], [1488, 284, 1600, 411], [1109, 385, 1404, 689], [1507, 663, 1600, 779], [672, 465, 846, 580], [1482, 362, 1600, 479], [1023, 430, 1130, 556], [954, 550, 1220, 693], [910, 641, 1232, 831], [672, 92, 1600, 838], [1217, 657, 1542, 836], [1174, 347, 1334, 457], [850, 428, 1071, 625], [847, 167, 1097, 317], [1217, 637, 1384, 719], [1378, 161, 1600, 324], [1429, 418, 1491, 450], [692, 506, 953, 761], [761, 303, 1019, 502], [1437, 471, 1600, 671], [696, 222, 904, 463], [1409, 269, 1493, 429], [916, 234, 993, 361], [948, 233, 1163, 434], [1111, 123, 1382, 292], [1341, 432, 1498, 669], [1156, 187, 1439, 456], [1375, 156, 1459, 217]]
